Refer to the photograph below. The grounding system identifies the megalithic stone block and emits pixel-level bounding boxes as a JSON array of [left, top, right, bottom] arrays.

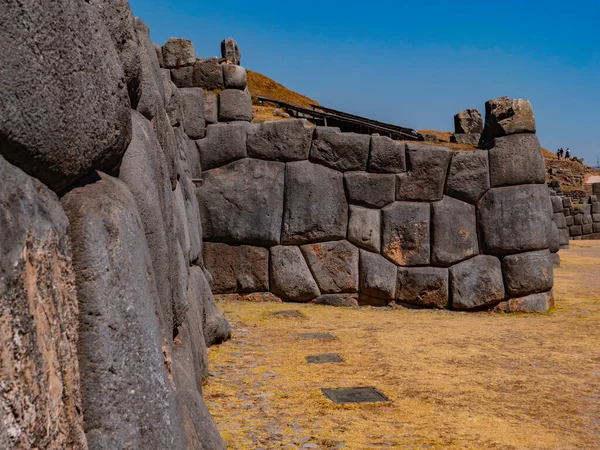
[[450, 255, 505, 310], [454, 108, 483, 134], [488, 134, 546, 187], [502, 250, 554, 297], [301, 241, 360, 294], [310, 127, 370, 171], [270, 246, 320, 301], [444, 150, 490, 204], [396, 267, 449, 309], [219, 89, 253, 122], [396, 144, 452, 202], [481, 96, 536, 143], [382, 201, 430, 266]]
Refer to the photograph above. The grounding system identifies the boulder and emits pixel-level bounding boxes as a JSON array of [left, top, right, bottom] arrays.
[[449, 255, 505, 310], [502, 250, 554, 297], [451, 133, 481, 145], [444, 150, 490, 204], [198, 158, 285, 246], [313, 294, 359, 307], [481, 97, 536, 143], [0, 156, 86, 449], [423, 133, 439, 143], [181, 87, 206, 139], [565, 215, 574, 227], [223, 65, 247, 90], [197, 122, 250, 170], [270, 246, 320, 301], [359, 250, 397, 300], [301, 241, 360, 294], [553, 212, 567, 229], [478, 185, 553, 255], [382, 202, 430, 266], [396, 267, 449, 309], [344, 172, 396, 208], [204, 91, 219, 125], [247, 119, 314, 161], [454, 108, 483, 134], [219, 89, 253, 122], [347, 205, 381, 252], [198, 268, 232, 346], [155, 43, 164, 68], [282, 161, 348, 244], [162, 37, 196, 69], [488, 134, 546, 187], [551, 196, 564, 213], [221, 38, 241, 65], [570, 225, 582, 236], [396, 144, 452, 202], [310, 127, 370, 171], [203, 243, 269, 293], [494, 290, 554, 313], [431, 196, 479, 266], [0, 0, 131, 192], [368, 136, 406, 173]]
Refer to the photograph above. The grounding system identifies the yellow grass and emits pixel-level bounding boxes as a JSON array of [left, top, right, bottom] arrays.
[[205, 242, 600, 449]]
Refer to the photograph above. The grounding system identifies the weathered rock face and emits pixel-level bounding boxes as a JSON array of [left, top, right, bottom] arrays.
[[313, 294, 359, 307], [198, 268, 232, 347], [247, 119, 314, 161], [382, 202, 430, 266], [368, 136, 406, 173], [301, 241, 360, 294], [181, 87, 206, 139], [219, 89, 253, 122], [0, 156, 87, 450], [488, 134, 546, 187], [451, 133, 481, 145], [454, 108, 483, 134], [396, 144, 452, 202], [481, 97, 536, 143], [223, 65, 247, 90], [359, 250, 397, 300], [310, 127, 370, 171], [445, 150, 490, 204], [494, 290, 554, 313], [162, 37, 196, 69], [203, 243, 269, 293], [502, 250, 554, 297], [221, 38, 241, 65], [0, 0, 131, 192], [270, 246, 320, 301], [205, 91, 219, 125], [396, 267, 449, 308], [344, 172, 396, 208], [347, 206, 381, 252], [197, 122, 250, 170], [450, 256, 505, 310]]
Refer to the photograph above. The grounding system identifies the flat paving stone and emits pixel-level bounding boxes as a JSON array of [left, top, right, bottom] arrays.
[[298, 332, 336, 340], [305, 353, 344, 364], [321, 387, 390, 404], [269, 310, 304, 317]]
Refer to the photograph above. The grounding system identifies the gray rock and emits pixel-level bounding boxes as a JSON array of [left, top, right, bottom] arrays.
[[454, 108, 483, 134], [170, 65, 195, 88], [551, 253, 561, 268], [495, 290, 554, 313], [181, 178, 203, 264], [347, 206, 381, 252], [396, 144, 452, 202], [223, 64, 247, 90], [222, 38, 241, 65], [559, 228, 570, 245], [553, 212, 567, 229], [155, 43, 164, 68], [368, 136, 406, 173], [0, 0, 131, 192], [203, 243, 269, 293], [449, 255, 505, 310], [444, 150, 490, 204], [451, 133, 481, 145], [344, 172, 396, 208], [135, 19, 165, 119], [548, 222, 560, 253], [594, 213, 600, 223], [310, 127, 371, 171], [247, 119, 314, 161], [162, 71, 184, 127], [584, 214, 593, 225], [174, 181, 191, 261], [171, 239, 190, 334], [551, 196, 564, 213], [198, 268, 232, 346], [359, 250, 397, 300], [583, 223, 593, 234], [382, 202, 430, 266], [270, 246, 320, 301], [574, 213, 583, 225], [282, 161, 348, 245], [594, 223, 600, 233], [0, 156, 87, 449], [61, 173, 185, 450], [478, 185, 553, 255], [185, 266, 210, 386], [162, 37, 196, 69], [481, 97, 536, 143], [197, 122, 250, 170], [488, 134, 546, 187], [205, 91, 219, 125], [563, 197, 572, 208], [194, 58, 224, 90], [396, 267, 449, 309], [593, 202, 600, 214], [565, 215, 574, 227], [570, 225, 582, 236], [432, 196, 479, 266], [423, 133, 439, 143], [502, 250, 554, 297], [358, 294, 388, 307], [183, 137, 202, 178], [313, 294, 359, 307], [219, 89, 253, 122], [181, 87, 206, 139], [198, 158, 285, 245], [301, 241, 360, 294]]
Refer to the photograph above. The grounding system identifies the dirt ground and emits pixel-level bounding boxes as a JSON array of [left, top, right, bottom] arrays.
[[204, 242, 600, 449]]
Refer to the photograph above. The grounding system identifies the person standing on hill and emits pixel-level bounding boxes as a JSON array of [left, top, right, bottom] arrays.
[[566, 149, 571, 160], [557, 149, 561, 159]]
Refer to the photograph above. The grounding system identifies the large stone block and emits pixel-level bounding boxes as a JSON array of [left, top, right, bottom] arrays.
[[344, 172, 396, 208], [450, 255, 505, 310], [181, 87, 206, 139], [162, 37, 196, 68], [0, 156, 86, 449], [270, 246, 320, 301], [219, 89, 253, 122], [198, 158, 285, 245], [548, 221, 561, 253], [502, 250, 554, 297], [382, 202, 430, 266], [359, 250, 397, 300], [396, 144, 452, 202], [221, 38, 241, 65], [0, 0, 131, 192], [247, 119, 314, 161], [488, 134, 546, 187], [570, 225, 582, 236], [583, 223, 593, 234], [481, 97, 536, 142], [478, 185, 553, 255], [551, 196, 564, 213], [310, 127, 370, 171], [301, 241, 360, 294], [368, 136, 406, 173], [454, 108, 483, 134], [199, 267, 232, 347], [396, 267, 449, 309], [494, 290, 554, 313], [197, 122, 250, 170], [347, 205, 381, 252], [223, 64, 247, 90], [282, 161, 348, 244], [431, 196, 479, 266], [444, 150, 490, 204], [553, 212, 567, 229], [203, 243, 269, 293], [565, 215, 574, 227], [194, 58, 223, 90], [205, 91, 219, 125], [162, 70, 184, 127], [451, 133, 481, 145]]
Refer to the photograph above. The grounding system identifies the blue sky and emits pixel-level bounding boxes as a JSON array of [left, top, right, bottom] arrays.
[[130, 0, 600, 163]]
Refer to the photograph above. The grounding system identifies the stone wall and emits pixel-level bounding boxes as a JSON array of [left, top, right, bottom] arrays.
[[559, 195, 600, 239]]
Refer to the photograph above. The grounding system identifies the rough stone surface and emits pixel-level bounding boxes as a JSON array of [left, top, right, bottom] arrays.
[[450, 255, 505, 310], [445, 150, 490, 204], [432, 196, 479, 266], [451, 133, 481, 145], [203, 243, 269, 294], [204, 91, 219, 125], [162, 71, 184, 127], [478, 185, 552, 255], [282, 161, 348, 244], [313, 294, 359, 307], [494, 290, 554, 313], [570, 225, 582, 237], [481, 97, 536, 143], [368, 136, 406, 173], [198, 268, 232, 347], [270, 246, 320, 301], [347, 206, 381, 252], [181, 87, 206, 139], [454, 108, 483, 134], [195, 58, 223, 90], [344, 172, 396, 208], [396, 267, 449, 309], [503, 250, 554, 297], [169, 65, 195, 88], [359, 250, 397, 300], [0, 156, 87, 450], [223, 64, 247, 90], [310, 127, 370, 171], [551, 196, 564, 214], [488, 134, 546, 187], [396, 144, 452, 202], [553, 212, 567, 229], [219, 89, 253, 122], [198, 158, 285, 245], [382, 202, 430, 266], [162, 37, 196, 69], [222, 38, 241, 65], [301, 241, 360, 294], [0, 0, 131, 192], [247, 119, 314, 161], [197, 122, 250, 170]]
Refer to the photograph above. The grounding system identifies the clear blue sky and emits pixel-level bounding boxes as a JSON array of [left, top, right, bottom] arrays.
[[130, 0, 600, 163]]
